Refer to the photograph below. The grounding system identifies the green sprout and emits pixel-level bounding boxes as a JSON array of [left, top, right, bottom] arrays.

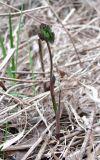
[[38, 24, 60, 140], [39, 23, 55, 43], [38, 23, 57, 112]]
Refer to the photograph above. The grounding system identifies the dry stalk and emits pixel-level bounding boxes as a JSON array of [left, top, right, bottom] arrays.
[[49, 5, 82, 67], [35, 135, 50, 160], [62, 136, 77, 159], [0, 81, 7, 91], [0, 76, 49, 83], [55, 88, 61, 140], [79, 109, 95, 160], [0, 1, 44, 23], [0, 5, 48, 16], [21, 121, 55, 160]]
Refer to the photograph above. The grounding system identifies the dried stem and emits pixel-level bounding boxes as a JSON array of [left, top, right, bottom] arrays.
[[55, 89, 61, 140], [49, 5, 82, 67], [79, 109, 95, 160], [0, 81, 7, 91]]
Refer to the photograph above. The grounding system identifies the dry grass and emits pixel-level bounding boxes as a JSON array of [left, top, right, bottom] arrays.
[[0, 0, 100, 160]]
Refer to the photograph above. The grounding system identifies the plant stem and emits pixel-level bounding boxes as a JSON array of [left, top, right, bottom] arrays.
[[46, 41, 57, 113], [9, 14, 16, 78], [55, 89, 61, 140], [38, 39, 46, 91], [0, 34, 12, 77], [46, 41, 60, 140], [15, 9, 22, 70]]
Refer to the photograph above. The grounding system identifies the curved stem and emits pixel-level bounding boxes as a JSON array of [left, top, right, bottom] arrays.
[[38, 39, 46, 91], [46, 41, 57, 113]]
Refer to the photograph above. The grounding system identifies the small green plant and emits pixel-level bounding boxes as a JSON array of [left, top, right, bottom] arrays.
[[0, 36, 6, 57], [39, 24, 55, 43], [15, 11, 22, 71], [0, 11, 23, 81], [0, 34, 12, 78], [38, 24, 60, 140], [39, 24, 57, 112], [8, 14, 16, 78]]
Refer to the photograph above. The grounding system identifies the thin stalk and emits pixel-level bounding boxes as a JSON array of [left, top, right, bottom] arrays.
[[46, 41, 60, 140], [38, 39, 46, 91], [0, 35, 12, 77], [28, 45, 36, 95], [0, 35, 6, 57], [46, 41, 57, 113], [49, 6, 82, 67], [0, 81, 7, 91], [15, 10, 22, 70], [9, 14, 16, 78], [24, 21, 36, 95], [55, 89, 61, 140]]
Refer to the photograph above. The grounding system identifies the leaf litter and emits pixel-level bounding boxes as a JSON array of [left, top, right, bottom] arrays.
[[0, 0, 100, 160]]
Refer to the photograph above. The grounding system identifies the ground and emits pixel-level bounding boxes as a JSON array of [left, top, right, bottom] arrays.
[[0, 0, 100, 160]]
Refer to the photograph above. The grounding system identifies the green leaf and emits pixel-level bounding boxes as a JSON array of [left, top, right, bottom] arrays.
[[0, 35, 6, 58], [9, 14, 14, 48], [9, 14, 16, 78], [39, 23, 55, 43], [0, 35, 12, 77]]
